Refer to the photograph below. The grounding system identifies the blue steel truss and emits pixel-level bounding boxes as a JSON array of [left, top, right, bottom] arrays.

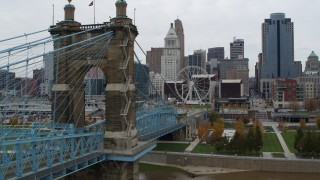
[[136, 107, 179, 141], [0, 120, 105, 180]]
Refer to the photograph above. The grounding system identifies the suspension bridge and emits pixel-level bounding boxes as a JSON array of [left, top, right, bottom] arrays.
[[0, 1, 206, 179]]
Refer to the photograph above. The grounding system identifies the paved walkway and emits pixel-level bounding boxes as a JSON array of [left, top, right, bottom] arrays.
[[185, 137, 200, 153], [262, 152, 273, 159], [271, 125, 298, 160]]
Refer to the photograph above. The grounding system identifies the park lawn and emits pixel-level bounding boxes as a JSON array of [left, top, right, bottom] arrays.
[[153, 143, 189, 152], [139, 163, 185, 173], [261, 133, 284, 152], [192, 144, 217, 154], [282, 131, 297, 153]]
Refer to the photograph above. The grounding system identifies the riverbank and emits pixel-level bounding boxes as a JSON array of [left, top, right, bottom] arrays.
[[140, 161, 248, 177], [142, 151, 320, 173]]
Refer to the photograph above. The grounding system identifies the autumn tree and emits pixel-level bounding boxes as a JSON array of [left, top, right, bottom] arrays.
[[9, 116, 19, 125], [213, 118, 224, 141], [198, 122, 211, 139], [234, 119, 244, 135], [278, 119, 287, 133], [299, 119, 306, 129]]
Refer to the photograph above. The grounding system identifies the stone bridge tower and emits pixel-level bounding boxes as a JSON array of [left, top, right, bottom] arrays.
[[50, 0, 139, 179]]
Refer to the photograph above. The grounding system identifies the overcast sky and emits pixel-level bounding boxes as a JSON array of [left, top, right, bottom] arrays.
[[1, 0, 320, 76]]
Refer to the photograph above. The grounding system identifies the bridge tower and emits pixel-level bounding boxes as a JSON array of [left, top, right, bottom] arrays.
[[50, 0, 139, 179]]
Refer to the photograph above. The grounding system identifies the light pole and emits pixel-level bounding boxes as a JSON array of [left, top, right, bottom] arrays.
[[259, 145, 262, 156]]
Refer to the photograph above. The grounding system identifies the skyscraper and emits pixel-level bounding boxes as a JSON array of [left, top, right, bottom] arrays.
[[186, 49, 206, 70], [230, 39, 244, 59], [261, 13, 296, 78], [174, 19, 185, 70], [161, 23, 180, 81], [218, 58, 249, 96], [146, 48, 163, 74], [207, 47, 224, 61]]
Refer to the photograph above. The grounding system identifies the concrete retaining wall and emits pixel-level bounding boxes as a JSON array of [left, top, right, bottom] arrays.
[[142, 151, 320, 173]]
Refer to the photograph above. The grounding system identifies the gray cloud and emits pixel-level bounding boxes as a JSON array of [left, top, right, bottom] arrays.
[[1, 0, 320, 76]]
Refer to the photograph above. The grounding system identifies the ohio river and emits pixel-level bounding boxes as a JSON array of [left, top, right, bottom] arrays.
[[139, 171, 320, 180]]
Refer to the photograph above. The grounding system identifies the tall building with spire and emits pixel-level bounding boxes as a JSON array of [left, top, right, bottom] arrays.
[[260, 13, 297, 78], [161, 23, 180, 81], [174, 19, 184, 70]]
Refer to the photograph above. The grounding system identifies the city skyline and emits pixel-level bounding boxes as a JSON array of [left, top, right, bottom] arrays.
[[0, 0, 319, 76]]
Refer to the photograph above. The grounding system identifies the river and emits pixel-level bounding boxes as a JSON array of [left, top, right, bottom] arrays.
[[139, 171, 320, 180]]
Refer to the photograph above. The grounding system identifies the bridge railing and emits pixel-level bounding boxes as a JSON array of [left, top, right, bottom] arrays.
[[136, 107, 178, 141], [0, 120, 105, 180]]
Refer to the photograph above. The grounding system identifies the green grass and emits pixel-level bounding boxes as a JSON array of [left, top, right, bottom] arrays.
[[282, 131, 297, 153], [261, 133, 284, 152], [291, 111, 319, 115], [139, 163, 185, 172], [192, 144, 216, 154], [153, 143, 189, 152]]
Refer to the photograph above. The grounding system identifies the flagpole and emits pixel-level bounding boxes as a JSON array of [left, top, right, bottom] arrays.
[[52, 4, 55, 25], [94, 0, 96, 24]]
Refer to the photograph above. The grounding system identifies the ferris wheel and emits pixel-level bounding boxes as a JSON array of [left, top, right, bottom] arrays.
[[174, 66, 212, 104]]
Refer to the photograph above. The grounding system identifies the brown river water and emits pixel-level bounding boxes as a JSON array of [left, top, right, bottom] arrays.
[[139, 171, 320, 180]]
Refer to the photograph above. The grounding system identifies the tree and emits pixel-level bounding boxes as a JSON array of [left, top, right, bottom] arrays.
[[246, 127, 255, 153], [9, 116, 19, 125], [304, 99, 317, 112], [303, 130, 314, 156], [198, 127, 206, 139], [278, 119, 287, 133], [316, 132, 320, 155], [241, 116, 250, 124], [209, 111, 219, 124], [316, 115, 320, 129], [198, 123, 211, 139], [254, 125, 263, 153], [215, 141, 224, 152], [234, 119, 244, 135], [299, 119, 306, 129], [289, 100, 299, 112], [213, 118, 224, 141], [294, 127, 304, 152]]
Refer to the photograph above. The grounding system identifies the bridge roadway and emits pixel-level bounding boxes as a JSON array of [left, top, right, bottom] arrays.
[[0, 108, 206, 180]]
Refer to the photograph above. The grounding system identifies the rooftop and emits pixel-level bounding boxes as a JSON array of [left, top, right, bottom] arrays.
[[221, 79, 242, 83], [309, 51, 318, 58]]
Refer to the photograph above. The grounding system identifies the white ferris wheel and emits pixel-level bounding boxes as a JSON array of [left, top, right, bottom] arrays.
[[174, 66, 213, 105]]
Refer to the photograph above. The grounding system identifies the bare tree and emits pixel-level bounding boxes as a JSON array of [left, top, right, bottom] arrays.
[[289, 100, 299, 112]]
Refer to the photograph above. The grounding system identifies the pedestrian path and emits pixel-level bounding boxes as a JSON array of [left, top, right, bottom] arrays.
[[271, 125, 297, 160], [185, 137, 200, 153], [262, 152, 273, 159]]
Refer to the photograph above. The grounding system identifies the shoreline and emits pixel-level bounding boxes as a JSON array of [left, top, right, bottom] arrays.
[[142, 151, 320, 174], [140, 161, 249, 177]]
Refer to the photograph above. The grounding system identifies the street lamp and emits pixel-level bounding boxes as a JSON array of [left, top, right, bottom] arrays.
[[259, 145, 262, 156]]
